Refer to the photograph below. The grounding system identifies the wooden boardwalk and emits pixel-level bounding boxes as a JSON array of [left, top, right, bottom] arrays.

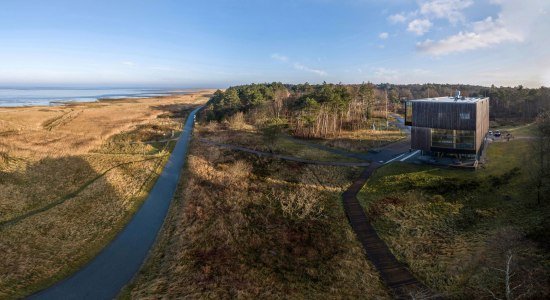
[[342, 163, 438, 299]]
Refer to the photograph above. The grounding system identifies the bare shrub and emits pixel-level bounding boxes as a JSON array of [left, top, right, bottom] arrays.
[[271, 186, 325, 221], [227, 111, 246, 130]]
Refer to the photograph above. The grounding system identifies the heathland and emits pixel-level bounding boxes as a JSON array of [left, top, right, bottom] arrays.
[[122, 121, 395, 298], [125, 83, 549, 299], [0, 92, 210, 298], [2, 82, 549, 299]]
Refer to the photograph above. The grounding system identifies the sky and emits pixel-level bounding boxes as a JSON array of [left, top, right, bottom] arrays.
[[0, 0, 549, 88]]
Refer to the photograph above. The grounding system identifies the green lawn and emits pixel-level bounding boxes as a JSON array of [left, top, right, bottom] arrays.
[[358, 138, 549, 299], [508, 122, 537, 136]]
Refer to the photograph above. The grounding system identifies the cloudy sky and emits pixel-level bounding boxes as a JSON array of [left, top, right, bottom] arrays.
[[0, 0, 548, 88]]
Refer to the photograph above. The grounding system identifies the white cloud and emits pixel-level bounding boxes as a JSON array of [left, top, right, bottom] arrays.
[[388, 13, 407, 23], [419, 0, 473, 24], [293, 63, 327, 76], [417, 0, 550, 55], [407, 19, 432, 35], [379, 32, 389, 39], [271, 53, 327, 76], [373, 67, 399, 80], [270, 53, 288, 62], [417, 17, 522, 55], [121, 61, 135, 67]]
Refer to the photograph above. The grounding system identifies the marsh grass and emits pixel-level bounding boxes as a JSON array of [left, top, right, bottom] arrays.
[[358, 139, 550, 298], [122, 125, 390, 299], [0, 92, 211, 298]]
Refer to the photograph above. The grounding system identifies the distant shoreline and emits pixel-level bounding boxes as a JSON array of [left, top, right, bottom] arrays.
[[0, 88, 208, 108]]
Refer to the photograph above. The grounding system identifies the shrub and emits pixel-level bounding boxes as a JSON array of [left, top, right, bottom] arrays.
[[271, 187, 325, 221], [454, 206, 482, 230]]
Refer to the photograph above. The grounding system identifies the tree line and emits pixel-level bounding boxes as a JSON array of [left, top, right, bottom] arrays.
[[203, 82, 550, 137]]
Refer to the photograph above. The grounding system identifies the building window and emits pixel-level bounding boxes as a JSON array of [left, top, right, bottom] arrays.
[[431, 129, 475, 150], [405, 101, 412, 125], [460, 112, 470, 120]]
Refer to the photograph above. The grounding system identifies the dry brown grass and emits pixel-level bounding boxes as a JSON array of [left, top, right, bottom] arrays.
[[196, 122, 363, 163], [318, 127, 405, 153], [122, 124, 390, 299], [0, 91, 211, 298]]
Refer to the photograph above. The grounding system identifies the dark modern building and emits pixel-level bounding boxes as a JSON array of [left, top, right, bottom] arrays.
[[405, 92, 490, 158]]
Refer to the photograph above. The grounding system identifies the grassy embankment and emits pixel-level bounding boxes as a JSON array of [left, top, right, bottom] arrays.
[[358, 137, 550, 298], [0, 92, 210, 298], [122, 121, 393, 298]]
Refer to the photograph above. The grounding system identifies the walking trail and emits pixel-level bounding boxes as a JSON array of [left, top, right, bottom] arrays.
[[202, 120, 439, 298], [30, 106, 203, 300]]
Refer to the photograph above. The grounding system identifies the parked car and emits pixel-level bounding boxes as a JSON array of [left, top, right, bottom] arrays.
[[494, 130, 501, 137]]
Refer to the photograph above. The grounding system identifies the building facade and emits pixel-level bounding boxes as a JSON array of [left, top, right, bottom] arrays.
[[405, 95, 490, 157]]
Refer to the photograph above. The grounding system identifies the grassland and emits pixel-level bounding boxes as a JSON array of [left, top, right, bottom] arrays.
[[311, 116, 406, 153], [0, 92, 211, 298], [122, 121, 391, 299], [197, 114, 404, 163], [358, 138, 550, 299]]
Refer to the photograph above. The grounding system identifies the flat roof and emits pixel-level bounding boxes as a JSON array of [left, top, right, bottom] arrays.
[[409, 96, 488, 103]]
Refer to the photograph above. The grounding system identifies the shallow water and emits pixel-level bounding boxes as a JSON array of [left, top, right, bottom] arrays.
[[0, 88, 188, 107]]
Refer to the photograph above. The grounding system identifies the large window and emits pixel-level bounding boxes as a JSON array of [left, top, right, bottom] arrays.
[[431, 129, 475, 150], [405, 101, 412, 125]]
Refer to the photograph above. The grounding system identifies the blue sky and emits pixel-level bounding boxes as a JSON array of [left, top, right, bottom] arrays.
[[0, 0, 549, 88]]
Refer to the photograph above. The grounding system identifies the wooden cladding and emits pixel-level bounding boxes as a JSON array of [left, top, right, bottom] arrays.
[[411, 101, 480, 130], [411, 127, 431, 151], [409, 98, 490, 154], [475, 98, 490, 153]]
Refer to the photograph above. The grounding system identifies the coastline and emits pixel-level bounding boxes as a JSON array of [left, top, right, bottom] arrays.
[[0, 90, 212, 298], [0, 88, 213, 108]]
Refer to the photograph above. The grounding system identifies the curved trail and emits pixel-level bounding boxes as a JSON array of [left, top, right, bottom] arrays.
[[336, 116, 439, 298], [30, 106, 203, 300], [198, 138, 371, 167], [200, 130, 436, 297], [342, 163, 436, 299]]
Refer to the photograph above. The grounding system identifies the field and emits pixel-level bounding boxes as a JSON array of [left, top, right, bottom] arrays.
[[311, 116, 406, 153], [201, 113, 404, 161], [0, 92, 211, 298], [358, 139, 550, 299], [122, 121, 391, 299]]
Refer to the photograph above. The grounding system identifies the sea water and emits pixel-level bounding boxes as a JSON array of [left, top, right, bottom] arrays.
[[0, 88, 188, 107]]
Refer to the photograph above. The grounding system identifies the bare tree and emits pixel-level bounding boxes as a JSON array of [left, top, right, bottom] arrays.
[[486, 250, 529, 300]]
